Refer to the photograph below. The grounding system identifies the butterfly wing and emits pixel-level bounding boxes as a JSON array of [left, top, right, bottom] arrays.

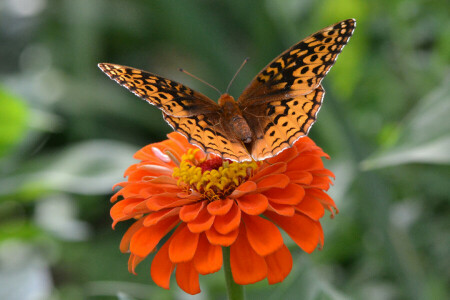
[[98, 63, 220, 117], [98, 63, 250, 161], [163, 113, 251, 161], [238, 19, 355, 103], [243, 85, 325, 160], [238, 19, 355, 160]]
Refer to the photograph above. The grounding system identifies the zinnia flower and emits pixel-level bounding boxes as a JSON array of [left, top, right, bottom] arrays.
[[111, 132, 337, 295]]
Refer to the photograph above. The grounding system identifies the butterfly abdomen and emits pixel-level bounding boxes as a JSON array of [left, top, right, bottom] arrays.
[[219, 94, 253, 144]]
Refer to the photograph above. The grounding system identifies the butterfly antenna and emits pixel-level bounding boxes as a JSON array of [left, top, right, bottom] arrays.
[[178, 68, 222, 96], [226, 57, 249, 94]]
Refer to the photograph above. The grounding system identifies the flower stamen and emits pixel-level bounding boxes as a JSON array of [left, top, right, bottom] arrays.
[[172, 149, 257, 201]]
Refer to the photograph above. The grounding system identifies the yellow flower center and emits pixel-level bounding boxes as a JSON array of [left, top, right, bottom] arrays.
[[172, 149, 258, 201]]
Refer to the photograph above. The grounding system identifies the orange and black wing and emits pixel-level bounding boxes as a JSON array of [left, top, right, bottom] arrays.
[[238, 19, 355, 160], [243, 86, 325, 160], [163, 113, 251, 162], [98, 63, 250, 161], [98, 63, 219, 117]]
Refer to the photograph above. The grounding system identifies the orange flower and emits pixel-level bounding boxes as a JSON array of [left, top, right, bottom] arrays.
[[111, 132, 337, 294]]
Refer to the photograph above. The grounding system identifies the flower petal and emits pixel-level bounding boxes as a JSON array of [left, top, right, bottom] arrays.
[[193, 234, 223, 275], [264, 183, 305, 205], [230, 227, 267, 284], [179, 201, 205, 222], [287, 155, 324, 172], [267, 203, 295, 216], [311, 168, 335, 179], [243, 214, 283, 256], [214, 202, 241, 234], [267, 145, 298, 164], [250, 162, 287, 181], [176, 261, 200, 295], [295, 195, 325, 220], [128, 254, 145, 275], [205, 226, 239, 246], [207, 198, 233, 215], [285, 170, 313, 185], [150, 240, 174, 290], [146, 194, 195, 211], [307, 188, 338, 214], [169, 224, 200, 263], [316, 221, 324, 249], [236, 194, 268, 215], [229, 181, 257, 198], [265, 211, 321, 253], [187, 207, 215, 233], [256, 174, 290, 191], [111, 198, 142, 227], [309, 175, 333, 189], [265, 244, 293, 284], [130, 216, 179, 257], [119, 218, 144, 253], [143, 207, 181, 226]]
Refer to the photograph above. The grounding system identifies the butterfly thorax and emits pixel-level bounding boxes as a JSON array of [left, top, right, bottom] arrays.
[[218, 94, 253, 144]]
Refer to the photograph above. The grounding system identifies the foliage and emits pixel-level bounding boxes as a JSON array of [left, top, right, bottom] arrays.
[[0, 0, 448, 299]]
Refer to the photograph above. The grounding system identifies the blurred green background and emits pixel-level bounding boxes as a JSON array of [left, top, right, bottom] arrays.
[[1, 0, 449, 299]]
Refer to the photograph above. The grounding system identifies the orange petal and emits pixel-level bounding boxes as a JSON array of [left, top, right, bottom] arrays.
[[214, 202, 241, 234], [293, 137, 315, 152], [250, 162, 287, 181], [229, 181, 257, 198], [267, 145, 298, 164], [187, 207, 215, 233], [130, 216, 179, 257], [205, 226, 239, 246], [193, 234, 223, 275], [311, 168, 335, 179], [243, 214, 283, 256], [120, 218, 144, 253], [316, 221, 324, 249], [265, 244, 293, 284], [230, 227, 267, 284], [207, 198, 233, 215], [256, 174, 290, 191], [285, 170, 313, 185], [265, 211, 320, 253], [179, 201, 205, 222], [295, 195, 325, 220], [151, 240, 174, 289], [176, 261, 201, 295], [287, 155, 324, 172], [236, 194, 268, 215], [146, 194, 196, 211], [267, 203, 295, 216], [307, 188, 337, 213], [128, 254, 145, 275], [264, 183, 305, 205], [304, 147, 330, 159], [113, 182, 147, 200], [111, 198, 142, 227], [309, 175, 333, 189], [143, 207, 181, 226], [169, 224, 200, 263], [124, 199, 149, 216]]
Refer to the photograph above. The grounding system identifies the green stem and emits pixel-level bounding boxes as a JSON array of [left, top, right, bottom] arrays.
[[223, 247, 245, 300]]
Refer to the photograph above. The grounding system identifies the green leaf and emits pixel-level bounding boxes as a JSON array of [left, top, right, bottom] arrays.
[[0, 140, 137, 198], [361, 76, 450, 169], [0, 86, 28, 159]]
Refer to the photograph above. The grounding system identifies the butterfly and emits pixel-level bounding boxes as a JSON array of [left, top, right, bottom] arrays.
[[99, 19, 355, 162]]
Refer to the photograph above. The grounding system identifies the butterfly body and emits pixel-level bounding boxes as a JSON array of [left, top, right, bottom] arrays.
[[218, 94, 253, 144], [99, 19, 356, 162]]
